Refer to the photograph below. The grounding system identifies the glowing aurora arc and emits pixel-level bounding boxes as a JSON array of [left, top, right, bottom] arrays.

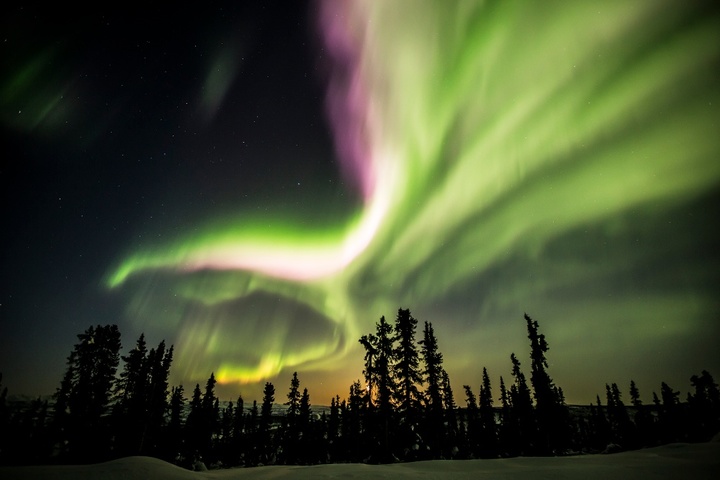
[[108, 1, 720, 393]]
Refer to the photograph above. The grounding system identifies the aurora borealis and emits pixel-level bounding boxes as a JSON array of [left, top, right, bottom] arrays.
[[2, 1, 719, 405]]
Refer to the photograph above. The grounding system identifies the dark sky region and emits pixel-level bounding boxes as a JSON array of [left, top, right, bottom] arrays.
[[1, 1, 719, 406]]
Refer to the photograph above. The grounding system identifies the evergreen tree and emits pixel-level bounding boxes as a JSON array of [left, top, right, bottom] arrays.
[[464, 385, 479, 411], [374, 316, 396, 417], [524, 314, 567, 454], [52, 324, 121, 462], [687, 370, 720, 441], [184, 383, 203, 462], [231, 394, 245, 466], [628, 380, 652, 447], [345, 380, 365, 461], [233, 394, 245, 437], [658, 381, 683, 443], [419, 321, 445, 458], [246, 400, 259, 465], [605, 383, 632, 448], [590, 394, 611, 450], [441, 369, 459, 458], [116, 334, 147, 407], [195, 372, 220, 463], [110, 334, 174, 456], [286, 372, 301, 420], [393, 308, 423, 418], [420, 322, 444, 415], [359, 316, 396, 461], [298, 387, 312, 463], [202, 373, 218, 414], [217, 400, 235, 466], [359, 333, 378, 410], [165, 385, 185, 461], [509, 352, 535, 455], [497, 376, 516, 455], [478, 367, 498, 457], [629, 380, 641, 407], [52, 365, 73, 440], [283, 372, 302, 463], [327, 396, 341, 462], [113, 334, 148, 456], [463, 385, 480, 456], [145, 342, 173, 453], [221, 401, 234, 440], [298, 388, 312, 433], [652, 390, 662, 444], [392, 308, 423, 455], [259, 382, 276, 464]]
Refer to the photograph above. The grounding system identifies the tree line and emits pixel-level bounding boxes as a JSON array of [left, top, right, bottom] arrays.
[[0, 310, 718, 468]]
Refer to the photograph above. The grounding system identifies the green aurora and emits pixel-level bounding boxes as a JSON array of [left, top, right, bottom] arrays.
[[104, 0, 720, 403]]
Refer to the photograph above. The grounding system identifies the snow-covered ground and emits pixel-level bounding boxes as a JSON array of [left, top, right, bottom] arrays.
[[2, 442, 717, 479]]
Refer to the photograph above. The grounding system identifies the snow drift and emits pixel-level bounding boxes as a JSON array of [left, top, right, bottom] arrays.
[[2, 442, 717, 480]]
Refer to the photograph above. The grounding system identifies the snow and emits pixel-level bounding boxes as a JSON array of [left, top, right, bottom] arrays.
[[1, 442, 717, 479]]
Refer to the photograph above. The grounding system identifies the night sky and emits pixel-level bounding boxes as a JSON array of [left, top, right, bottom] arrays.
[[2, 1, 719, 406]]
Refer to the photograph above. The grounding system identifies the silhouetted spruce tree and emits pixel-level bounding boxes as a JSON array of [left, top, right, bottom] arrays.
[[144, 341, 173, 454], [497, 376, 517, 455], [509, 352, 536, 455], [218, 400, 235, 466], [524, 313, 568, 454], [420, 321, 445, 457], [604, 384, 616, 437], [628, 380, 653, 447], [113, 336, 173, 457], [392, 308, 423, 452], [478, 367, 498, 457], [590, 394, 611, 451], [374, 316, 396, 417], [183, 383, 203, 463], [687, 370, 720, 441], [52, 324, 121, 462], [246, 400, 259, 465], [259, 381, 275, 464], [199, 373, 220, 463], [117, 334, 147, 390], [420, 322, 443, 411], [115, 335, 147, 416], [297, 387, 312, 463], [283, 372, 302, 463], [360, 316, 396, 461], [286, 372, 301, 419], [359, 333, 378, 411], [652, 391, 664, 445], [112, 333, 147, 455], [441, 369, 459, 458], [658, 381, 683, 443], [327, 396, 341, 462], [605, 383, 633, 448], [629, 380, 641, 407], [317, 410, 330, 464], [344, 380, 365, 461], [164, 385, 185, 461], [463, 385, 480, 456], [230, 394, 245, 466]]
